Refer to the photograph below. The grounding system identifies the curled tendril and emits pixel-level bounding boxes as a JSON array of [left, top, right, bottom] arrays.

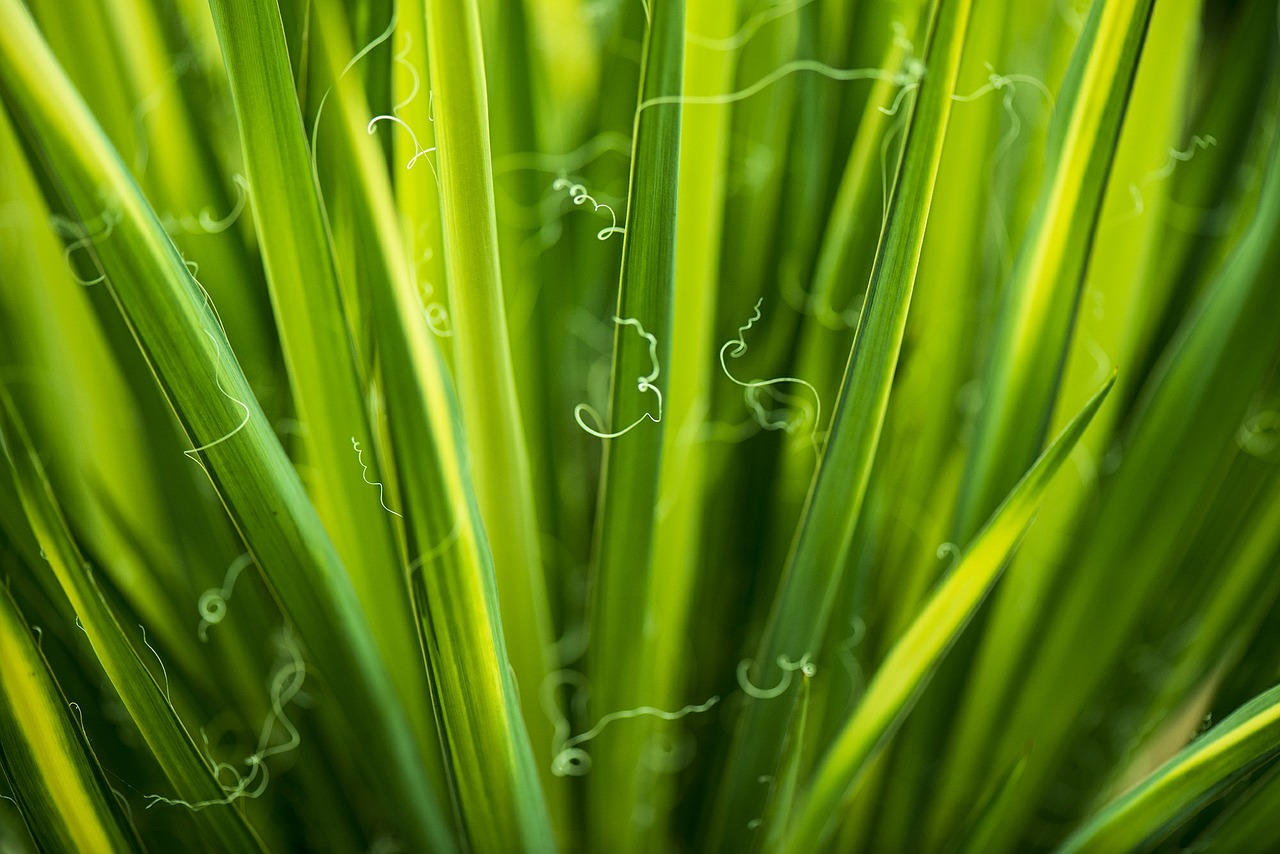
[[367, 113, 436, 172], [720, 299, 823, 454], [550, 696, 719, 777], [146, 629, 305, 810], [1123, 135, 1216, 219], [553, 176, 624, 240], [634, 57, 916, 116], [409, 228, 452, 336], [686, 0, 816, 52], [183, 276, 252, 466], [424, 302, 453, 336], [575, 316, 663, 439], [163, 174, 250, 235], [737, 653, 816, 700], [747, 775, 778, 831], [951, 63, 1054, 160], [198, 553, 255, 642], [51, 202, 122, 286], [352, 437, 403, 518], [139, 625, 172, 707]]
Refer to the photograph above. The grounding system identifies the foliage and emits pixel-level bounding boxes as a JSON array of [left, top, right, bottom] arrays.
[[0, 0, 1278, 851]]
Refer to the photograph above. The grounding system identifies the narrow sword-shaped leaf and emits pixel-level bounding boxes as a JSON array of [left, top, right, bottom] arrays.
[[964, 82, 1280, 851], [1058, 682, 1280, 854], [306, 1, 556, 847], [202, 0, 436, 756], [0, 580, 142, 854], [582, 1, 685, 850], [625, 0, 736, 845], [0, 97, 200, 678], [0, 3, 453, 848], [951, 0, 1157, 540], [0, 387, 264, 852], [707, 1, 972, 846], [424, 0, 557, 737], [761, 671, 813, 852], [925, 0, 1202, 840], [1183, 741, 1280, 853], [784, 374, 1114, 853], [446, 0, 575, 833]]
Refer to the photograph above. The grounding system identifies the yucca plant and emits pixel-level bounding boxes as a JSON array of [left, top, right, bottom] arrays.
[[1, 0, 1278, 850]]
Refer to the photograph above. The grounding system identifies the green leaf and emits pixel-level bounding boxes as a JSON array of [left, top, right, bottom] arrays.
[[1184, 753, 1280, 852], [203, 0, 435, 747], [0, 88, 202, 680], [0, 3, 454, 848], [949, 77, 1280, 849], [299, 2, 558, 848], [0, 580, 142, 854], [0, 386, 264, 852], [624, 0, 737, 844], [952, 0, 1157, 539], [761, 669, 813, 851], [424, 0, 558, 747], [580, 1, 686, 850], [924, 0, 1204, 840], [782, 372, 1114, 853], [1058, 682, 1280, 853], [707, 0, 973, 846]]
